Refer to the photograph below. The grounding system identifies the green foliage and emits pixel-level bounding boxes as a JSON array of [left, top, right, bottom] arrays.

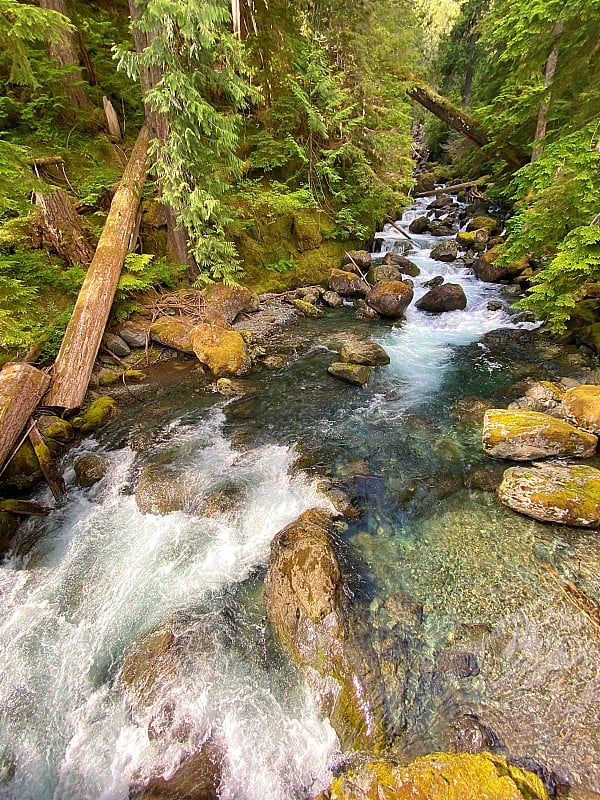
[[112, 252, 186, 320], [265, 256, 294, 274]]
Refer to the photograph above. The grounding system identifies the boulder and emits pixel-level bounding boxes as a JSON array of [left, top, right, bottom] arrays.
[[328, 269, 369, 298], [74, 454, 108, 487], [327, 362, 372, 385], [102, 332, 131, 357], [416, 283, 467, 313], [482, 409, 598, 460], [457, 229, 489, 250], [430, 240, 458, 262], [427, 194, 453, 209], [472, 257, 509, 283], [150, 318, 194, 353], [121, 626, 180, 708], [132, 748, 221, 800], [190, 324, 252, 378], [340, 341, 390, 366], [36, 414, 74, 444], [72, 397, 117, 434], [135, 466, 189, 514], [342, 250, 372, 271], [366, 280, 413, 318], [367, 264, 403, 284], [408, 216, 429, 234], [381, 252, 420, 276], [197, 484, 248, 518], [290, 298, 324, 318], [498, 463, 600, 526], [322, 290, 343, 308], [118, 321, 149, 348], [562, 385, 600, 433], [202, 283, 259, 326], [312, 752, 549, 800], [428, 219, 456, 237], [422, 275, 444, 289], [265, 509, 387, 753], [466, 215, 501, 235]]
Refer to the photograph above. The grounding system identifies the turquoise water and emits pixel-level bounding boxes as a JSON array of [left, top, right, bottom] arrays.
[[0, 200, 598, 798]]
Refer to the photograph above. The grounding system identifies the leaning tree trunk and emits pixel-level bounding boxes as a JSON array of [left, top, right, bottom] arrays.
[[0, 364, 51, 471], [44, 126, 149, 411], [34, 188, 95, 266], [531, 20, 565, 163], [128, 0, 196, 271], [38, 0, 90, 111], [407, 80, 528, 169]]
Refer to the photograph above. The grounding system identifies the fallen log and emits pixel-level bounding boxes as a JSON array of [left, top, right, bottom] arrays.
[[0, 499, 51, 516], [413, 176, 491, 198], [28, 422, 65, 501], [0, 363, 51, 471], [407, 80, 527, 169], [34, 188, 95, 266], [45, 126, 150, 411]]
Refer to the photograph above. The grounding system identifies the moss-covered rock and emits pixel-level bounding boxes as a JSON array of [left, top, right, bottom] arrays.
[[149, 318, 194, 353], [328, 362, 372, 385], [457, 229, 489, 250], [202, 283, 259, 326], [466, 215, 501, 235], [561, 385, 600, 434], [36, 414, 74, 445], [328, 269, 370, 298], [72, 397, 117, 434], [322, 290, 343, 308], [482, 409, 598, 460], [312, 752, 549, 800], [366, 280, 413, 318], [190, 324, 252, 378], [0, 440, 41, 490], [74, 454, 109, 487], [290, 298, 324, 318], [498, 462, 600, 526], [265, 509, 387, 754], [293, 210, 323, 252], [430, 240, 458, 262], [340, 341, 390, 366]]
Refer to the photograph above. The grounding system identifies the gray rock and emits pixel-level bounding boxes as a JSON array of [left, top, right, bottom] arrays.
[[74, 454, 109, 487], [118, 322, 148, 348], [430, 241, 459, 262], [322, 290, 343, 308], [416, 283, 467, 312], [102, 332, 131, 357], [422, 275, 444, 289]]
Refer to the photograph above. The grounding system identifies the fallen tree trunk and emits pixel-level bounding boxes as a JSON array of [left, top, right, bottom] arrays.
[[407, 80, 527, 169], [0, 363, 51, 471], [45, 126, 150, 411], [28, 422, 65, 501], [35, 188, 95, 266], [413, 176, 491, 198]]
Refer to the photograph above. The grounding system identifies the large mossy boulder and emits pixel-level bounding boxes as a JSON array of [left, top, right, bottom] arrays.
[[312, 752, 549, 800], [264, 509, 387, 753], [328, 269, 370, 298], [190, 324, 252, 378], [366, 280, 413, 318], [482, 409, 598, 460], [72, 397, 118, 434], [150, 318, 194, 353], [416, 283, 467, 313], [430, 241, 458, 262], [562, 385, 600, 434], [466, 215, 501, 235], [498, 462, 600, 526], [202, 283, 259, 325], [328, 362, 372, 385]]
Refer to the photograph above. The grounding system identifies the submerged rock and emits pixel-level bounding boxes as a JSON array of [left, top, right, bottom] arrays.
[[132, 748, 221, 800], [135, 466, 189, 514], [339, 341, 390, 366], [312, 752, 549, 800], [482, 409, 598, 460], [74, 454, 108, 487], [498, 462, 600, 526], [416, 283, 467, 313], [328, 269, 370, 298], [328, 362, 372, 385], [265, 508, 387, 753], [366, 280, 413, 318], [190, 324, 252, 378]]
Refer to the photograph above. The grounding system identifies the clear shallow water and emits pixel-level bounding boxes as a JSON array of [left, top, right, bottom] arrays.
[[1, 197, 599, 798]]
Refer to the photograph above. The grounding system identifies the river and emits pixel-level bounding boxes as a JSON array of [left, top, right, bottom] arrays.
[[0, 197, 598, 799]]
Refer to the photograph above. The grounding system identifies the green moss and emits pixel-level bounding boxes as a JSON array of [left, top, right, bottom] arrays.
[[73, 397, 117, 433], [290, 298, 323, 317]]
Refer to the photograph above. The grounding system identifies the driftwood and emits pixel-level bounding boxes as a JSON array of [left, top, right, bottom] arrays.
[[34, 188, 95, 266], [407, 80, 527, 168], [28, 422, 65, 501], [0, 363, 51, 471], [0, 499, 51, 516], [385, 216, 416, 243], [414, 177, 491, 198], [45, 126, 150, 410], [103, 95, 122, 141]]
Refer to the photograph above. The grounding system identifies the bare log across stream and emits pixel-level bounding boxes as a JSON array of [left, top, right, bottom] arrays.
[[0, 363, 51, 471], [45, 126, 150, 411]]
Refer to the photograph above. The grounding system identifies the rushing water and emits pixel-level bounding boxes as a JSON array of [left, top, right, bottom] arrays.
[[1, 196, 599, 798]]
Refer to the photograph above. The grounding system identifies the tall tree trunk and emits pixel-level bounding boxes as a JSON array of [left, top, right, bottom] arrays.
[[128, 0, 196, 271], [461, 32, 477, 108], [45, 127, 150, 411], [232, 0, 241, 37], [531, 20, 565, 163], [38, 0, 90, 110]]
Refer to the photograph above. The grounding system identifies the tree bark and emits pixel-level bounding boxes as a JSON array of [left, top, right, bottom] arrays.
[[407, 80, 528, 168], [44, 126, 150, 411], [531, 20, 565, 163], [0, 364, 51, 471], [38, 0, 90, 110], [34, 188, 95, 266], [28, 422, 65, 501], [103, 96, 122, 141]]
